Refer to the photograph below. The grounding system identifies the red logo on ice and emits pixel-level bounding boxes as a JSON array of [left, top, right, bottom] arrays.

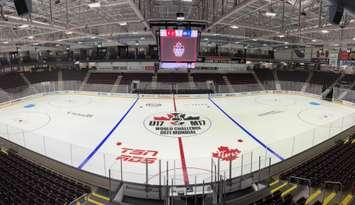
[[212, 146, 241, 161]]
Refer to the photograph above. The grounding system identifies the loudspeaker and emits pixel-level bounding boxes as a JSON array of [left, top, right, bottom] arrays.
[[294, 49, 305, 58], [14, 0, 32, 16], [328, 4, 344, 25]]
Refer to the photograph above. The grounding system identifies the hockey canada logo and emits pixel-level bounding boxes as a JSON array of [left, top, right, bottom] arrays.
[[173, 41, 185, 57], [144, 112, 211, 138]]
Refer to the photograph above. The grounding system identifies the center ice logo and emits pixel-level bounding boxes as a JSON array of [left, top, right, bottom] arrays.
[[173, 41, 185, 57], [144, 112, 211, 138]]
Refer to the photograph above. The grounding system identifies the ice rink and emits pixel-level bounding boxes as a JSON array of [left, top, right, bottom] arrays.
[[0, 91, 354, 185]]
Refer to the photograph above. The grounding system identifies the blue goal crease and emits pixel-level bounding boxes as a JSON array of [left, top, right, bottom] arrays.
[[208, 97, 284, 161], [78, 96, 140, 169]]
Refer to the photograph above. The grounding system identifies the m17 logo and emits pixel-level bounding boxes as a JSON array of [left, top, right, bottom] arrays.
[[144, 112, 211, 138]]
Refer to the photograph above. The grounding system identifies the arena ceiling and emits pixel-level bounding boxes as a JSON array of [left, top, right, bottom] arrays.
[[0, 0, 355, 52]]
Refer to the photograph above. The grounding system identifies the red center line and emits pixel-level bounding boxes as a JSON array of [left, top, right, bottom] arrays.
[[172, 94, 190, 186], [178, 137, 190, 185]]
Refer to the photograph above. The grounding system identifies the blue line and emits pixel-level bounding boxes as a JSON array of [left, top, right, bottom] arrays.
[[208, 97, 284, 161], [78, 96, 139, 169]]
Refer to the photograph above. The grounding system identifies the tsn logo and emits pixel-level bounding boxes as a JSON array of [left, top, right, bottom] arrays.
[[115, 142, 159, 164]]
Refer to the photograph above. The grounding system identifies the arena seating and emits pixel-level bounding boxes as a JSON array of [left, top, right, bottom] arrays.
[[23, 71, 58, 84], [157, 72, 189, 82], [226, 73, 257, 84], [0, 150, 91, 205], [62, 69, 88, 82], [87, 72, 119, 84], [254, 69, 276, 90], [119, 72, 153, 84], [309, 71, 340, 86], [0, 72, 26, 90], [191, 73, 226, 84], [280, 137, 355, 191], [276, 70, 309, 83]]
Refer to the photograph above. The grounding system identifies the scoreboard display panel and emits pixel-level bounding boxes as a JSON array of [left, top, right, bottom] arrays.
[[159, 29, 199, 63]]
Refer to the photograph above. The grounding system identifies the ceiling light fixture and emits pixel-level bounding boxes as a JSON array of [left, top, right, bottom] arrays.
[[312, 39, 317, 42], [230, 25, 239, 29], [278, 34, 285, 38], [19, 24, 29, 29], [28, 36, 34, 39], [3, 41, 8, 44], [65, 31, 73, 35], [88, 2, 101, 8], [119, 22, 127, 26], [265, 12, 276, 17], [321, 29, 329, 34]]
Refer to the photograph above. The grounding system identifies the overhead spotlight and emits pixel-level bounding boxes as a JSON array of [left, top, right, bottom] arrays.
[[88, 2, 101, 8], [33, 43, 39, 46], [140, 37, 145, 40], [265, 12, 276, 17], [182, 0, 192, 2], [91, 36, 97, 39], [132, 32, 138, 35], [284, 42, 289, 44], [65, 31, 73, 35], [28, 36, 34, 39], [321, 29, 329, 34], [333, 43, 339, 46], [352, 37, 355, 41], [55, 44, 60, 47], [203, 38, 209, 41], [230, 25, 239, 29], [312, 39, 317, 42], [119, 22, 127, 26], [18, 24, 29, 29], [278, 34, 285, 38], [3, 41, 8, 44], [252, 38, 257, 41], [176, 12, 185, 21], [235, 41, 240, 44], [78, 41, 83, 44], [285, 46, 289, 48]]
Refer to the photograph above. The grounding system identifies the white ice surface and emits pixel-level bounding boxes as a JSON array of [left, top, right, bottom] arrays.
[[0, 92, 353, 185]]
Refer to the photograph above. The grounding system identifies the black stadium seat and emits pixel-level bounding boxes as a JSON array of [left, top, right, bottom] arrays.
[[0, 151, 91, 205]]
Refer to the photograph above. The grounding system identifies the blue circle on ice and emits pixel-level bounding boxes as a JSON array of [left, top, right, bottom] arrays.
[[24, 104, 35, 108], [309, 102, 320, 106]]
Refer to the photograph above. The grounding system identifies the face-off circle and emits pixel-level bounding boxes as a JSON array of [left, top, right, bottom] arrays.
[[144, 112, 211, 138]]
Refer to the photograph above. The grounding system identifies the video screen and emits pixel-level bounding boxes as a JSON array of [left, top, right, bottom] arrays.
[[159, 29, 198, 63]]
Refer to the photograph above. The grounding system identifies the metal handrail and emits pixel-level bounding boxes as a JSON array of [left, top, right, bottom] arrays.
[[68, 193, 89, 205]]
